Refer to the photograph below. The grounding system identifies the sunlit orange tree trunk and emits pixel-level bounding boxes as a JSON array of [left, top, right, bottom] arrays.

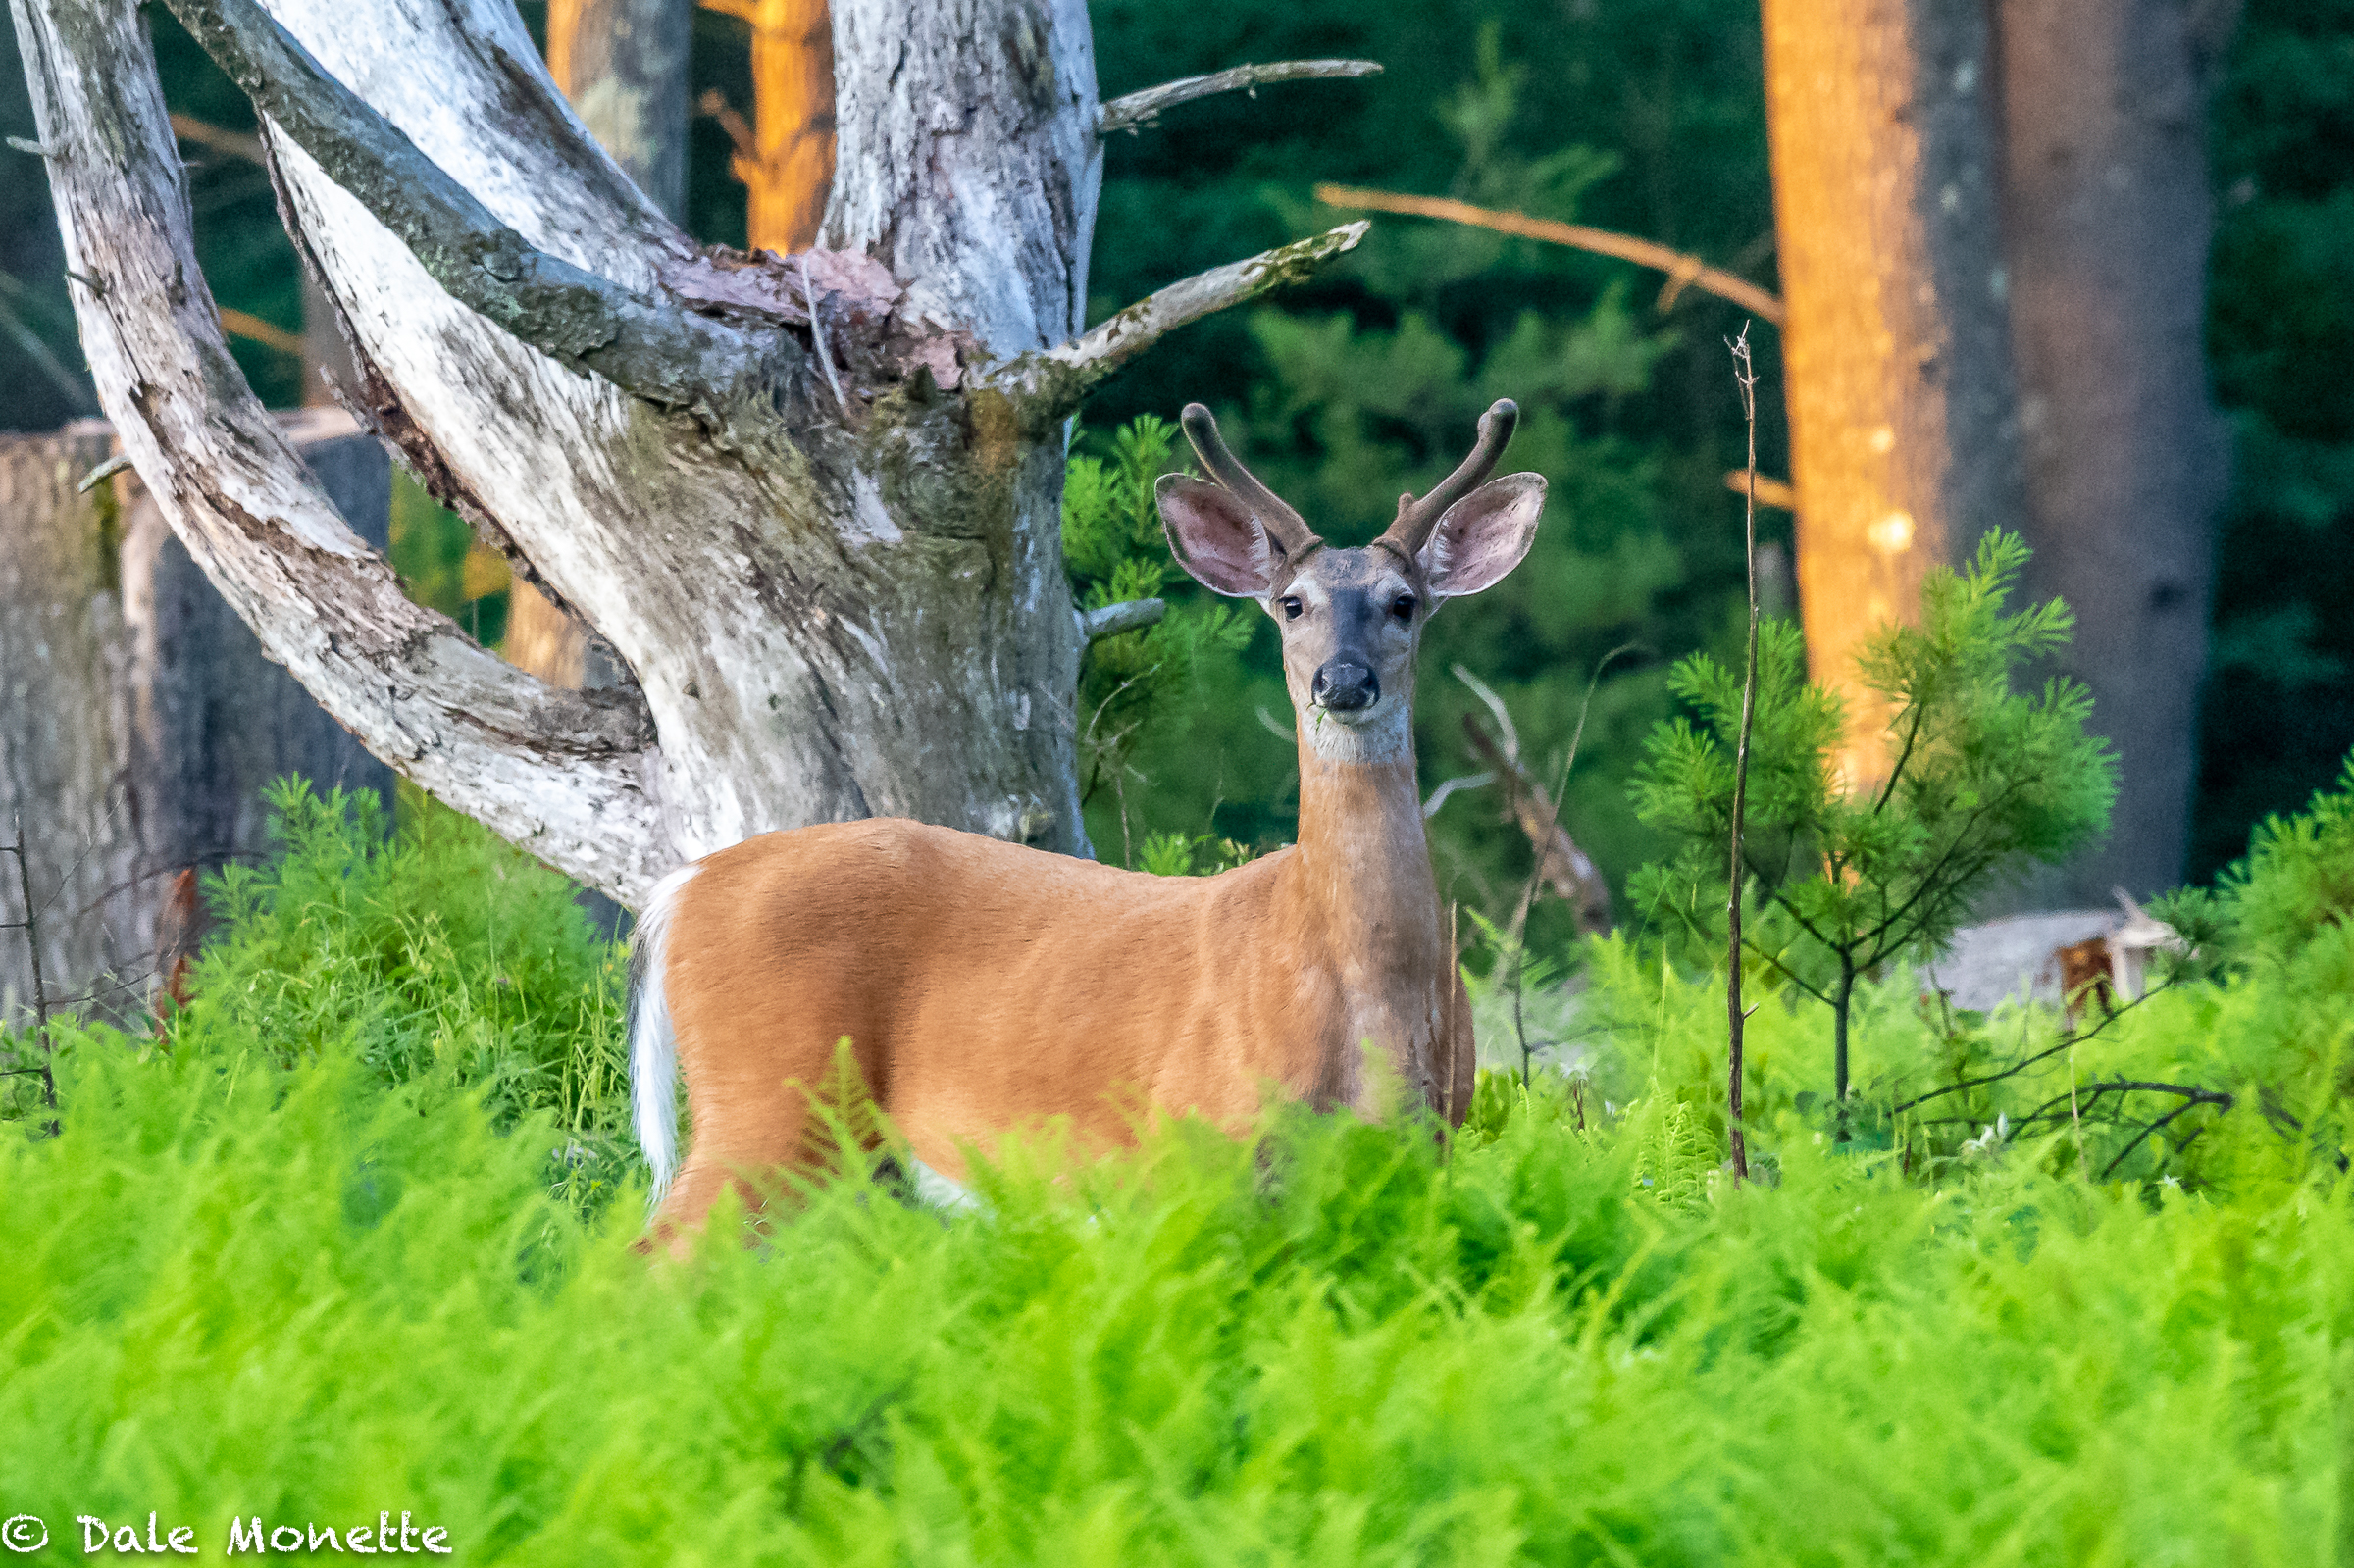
[[1760, 0, 2026, 784], [706, 0, 834, 253]]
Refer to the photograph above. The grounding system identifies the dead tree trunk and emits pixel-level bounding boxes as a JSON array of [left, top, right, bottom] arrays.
[[0, 412, 391, 1027], [1994, 0, 2234, 899], [1760, 0, 2026, 783], [504, 0, 694, 692], [11, 0, 1366, 909], [546, 0, 691, 222]]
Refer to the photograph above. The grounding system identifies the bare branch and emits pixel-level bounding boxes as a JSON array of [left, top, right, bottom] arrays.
[[155, 0, 779, 409], [1722, 470, 1798, 512], [76, 454, 132, 494], [1006, 224, 1368, 410], [169, 111, 263, 165], [0, 274, 96, 412], [1453, 664, 1522, 765], [1317, 185, 1787, 326], [1459, 709, 1613, 936], [2100, 1095, 2224, 1180], [218, 306, 302, 356], [1100, 60, 1382, 135], [1726, 326, 1762, 1185], [1422, 772, 1496, 821], [1077, 599, 1166, 644], [14, 0, 669, 905]]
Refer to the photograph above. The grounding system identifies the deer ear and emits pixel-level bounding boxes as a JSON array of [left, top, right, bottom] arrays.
[[1419, 474, 1545, 598], [1156, 475, 1277, 598]]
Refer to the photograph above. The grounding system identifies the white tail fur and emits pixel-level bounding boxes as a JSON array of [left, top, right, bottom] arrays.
[[629, 863, 700, 1210]]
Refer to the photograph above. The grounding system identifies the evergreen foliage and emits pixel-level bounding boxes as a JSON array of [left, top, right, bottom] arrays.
[[1062, 417, 1254, 863], [2190, 0, 2354, 875], [1087, 19, 1766, 916], [6, 0, 2353, 889], [1630, 532, 2117, 1112]]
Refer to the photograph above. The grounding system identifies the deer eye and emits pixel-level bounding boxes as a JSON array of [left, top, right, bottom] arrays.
[[1390, 592, 1418, 623], [1279, 596, 1304, 621]]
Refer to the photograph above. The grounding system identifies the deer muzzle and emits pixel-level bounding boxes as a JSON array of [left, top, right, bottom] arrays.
[[1312, 660, 1379, 714]]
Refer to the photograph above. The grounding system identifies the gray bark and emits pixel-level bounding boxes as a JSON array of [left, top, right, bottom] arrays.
[[1996, 0, 2234, 900], [11, 0, 1362, 909], [826, 0, 1100, 355], [0, 426, 138, 1026], [0, 413, 390, 1029], [504, 0, 691, 742], [120, 408, 395, 911], [299, 266, 355, 406]]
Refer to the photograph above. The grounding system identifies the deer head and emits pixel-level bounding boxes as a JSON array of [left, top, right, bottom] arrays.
[[1154, 399, 1545, 762]]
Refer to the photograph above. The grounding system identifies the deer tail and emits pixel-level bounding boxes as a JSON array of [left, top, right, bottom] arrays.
[[628, 862, 700, 1212]]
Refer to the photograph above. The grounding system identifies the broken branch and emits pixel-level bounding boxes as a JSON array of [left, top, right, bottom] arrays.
[[1011, 223, 1368, 410], [1723, 470, 1799, 512], [218, 306, 303, 356], [1077, 599, 1167, 643], [1460, 709, 1613, 936], [170, 112, 264, 166], [1100, 60, 1383, 135], [1316, 185, 1786, 326], [157, 0, 777, 409]]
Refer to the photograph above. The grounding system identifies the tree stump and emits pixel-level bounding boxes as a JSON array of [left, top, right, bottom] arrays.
[[0, 409, 391, 1029]]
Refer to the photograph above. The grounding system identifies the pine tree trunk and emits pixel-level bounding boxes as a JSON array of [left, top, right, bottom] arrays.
[[736, 0, 834, 252], [1995, 0, 2234, 900], [1761, 0, 2027, 783]]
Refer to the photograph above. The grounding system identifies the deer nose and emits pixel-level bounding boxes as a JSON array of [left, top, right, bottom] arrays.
[[1312, 660, 1378, 712]]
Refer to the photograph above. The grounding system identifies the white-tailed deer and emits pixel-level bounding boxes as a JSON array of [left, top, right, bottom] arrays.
[[632, 399, 1545, 1236]]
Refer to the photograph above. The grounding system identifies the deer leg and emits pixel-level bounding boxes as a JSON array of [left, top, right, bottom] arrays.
[[646, 1032, 833, 1249]]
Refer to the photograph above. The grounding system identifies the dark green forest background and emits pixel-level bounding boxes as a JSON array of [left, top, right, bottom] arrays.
[[3, 0, 2348, 932]]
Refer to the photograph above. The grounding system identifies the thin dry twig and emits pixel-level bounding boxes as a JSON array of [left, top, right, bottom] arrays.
[[1725, 326, 1761, 1184], [1469, 646, 1636, 1085], [1891, 981, 2177, 1115], [694, 89, 759, 166], [798, 254, 847, 414], [3, 811, 57, 1118], [1454, 666, 1614, 936], [169, 111, 264, 165]]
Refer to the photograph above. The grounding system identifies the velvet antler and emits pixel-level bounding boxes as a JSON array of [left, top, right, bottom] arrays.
[[1180, 403, 1322, 561], [1376, 399, 1519, 559]]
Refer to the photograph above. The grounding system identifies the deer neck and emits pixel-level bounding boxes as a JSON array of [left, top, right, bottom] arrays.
[[1286, 725, 1444, 972]]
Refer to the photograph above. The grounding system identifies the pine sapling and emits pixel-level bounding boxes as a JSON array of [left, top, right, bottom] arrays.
[[1632, 531, 2116, 1141]]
